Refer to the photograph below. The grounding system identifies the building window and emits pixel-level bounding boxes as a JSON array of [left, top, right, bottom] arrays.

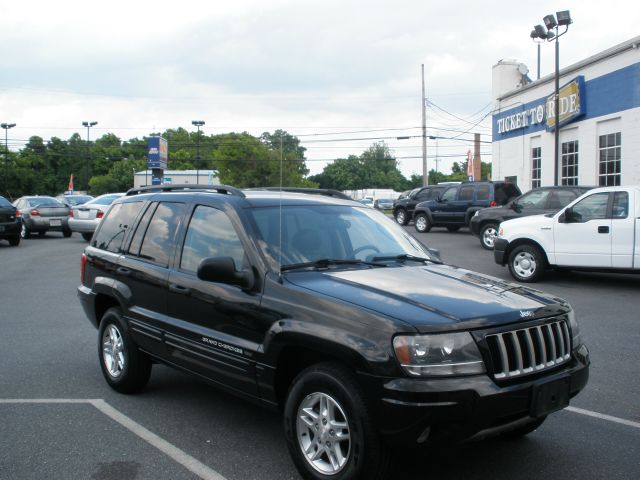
[[561, 140, 579, 186], [598, 132, 621, 186], [531, 147, 541, 188]]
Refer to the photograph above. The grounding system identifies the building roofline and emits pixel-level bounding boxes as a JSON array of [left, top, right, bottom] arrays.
[[497, 35, 640, 101]]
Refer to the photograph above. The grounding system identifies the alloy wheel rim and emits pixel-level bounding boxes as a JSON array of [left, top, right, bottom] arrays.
[[102, 324, 125, 378], [296, 392, 351, 475], [416, 216, 427, 231], [513, 251, 536, 278], [396, 211, 405, 224], [482, 227, 497, 248]]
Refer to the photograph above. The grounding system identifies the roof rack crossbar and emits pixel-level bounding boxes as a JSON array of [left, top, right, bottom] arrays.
[[126, 184, 245, 198]]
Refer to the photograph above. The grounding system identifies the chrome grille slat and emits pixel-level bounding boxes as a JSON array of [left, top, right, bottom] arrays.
[[487, 319, 571, 380]]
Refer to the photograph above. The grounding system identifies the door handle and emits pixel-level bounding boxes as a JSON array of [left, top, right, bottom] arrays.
[[597, 226, 609, 234], [116, 267, 131, 276], [169, 283, 191, 295]]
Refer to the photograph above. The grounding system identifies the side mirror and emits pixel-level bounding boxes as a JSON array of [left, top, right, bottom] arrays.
[[197, 256, 254, 290], [509, 200, 517, 210], [561, 207, 576, 223]]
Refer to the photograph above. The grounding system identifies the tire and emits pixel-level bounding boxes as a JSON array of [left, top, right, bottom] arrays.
[[98, 307, 152, 393], [502, 416, 547, 438], [414, 213, 431, 233], [446, 226, 461, 232], [82, 232, 93, 241], [284, 363, 392, 480], [508, 244, 546, 282], [9, 236, 20, 246], [20, 223, 31, 239], [394, 209, 408, 225], [479, 223, 499, 250], [63, 228, 72, 238]]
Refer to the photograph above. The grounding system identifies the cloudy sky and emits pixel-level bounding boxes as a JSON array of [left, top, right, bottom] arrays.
[[1, 0, 638, 177]]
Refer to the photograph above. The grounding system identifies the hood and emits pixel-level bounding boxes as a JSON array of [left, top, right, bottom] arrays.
[[498, 213, 553, 232], [285, 264, 568, 333]]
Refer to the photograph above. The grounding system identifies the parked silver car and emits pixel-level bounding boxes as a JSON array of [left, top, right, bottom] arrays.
[[13, 196, 72, 238], [69, 193, 125, 241]]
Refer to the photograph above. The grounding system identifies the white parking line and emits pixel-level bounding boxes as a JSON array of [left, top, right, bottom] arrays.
[[0, 399, 227, 480], [566, 406, 640, 429]]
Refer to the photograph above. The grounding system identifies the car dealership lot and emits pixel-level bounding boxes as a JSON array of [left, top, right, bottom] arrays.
[[1, 233, 638, 479]]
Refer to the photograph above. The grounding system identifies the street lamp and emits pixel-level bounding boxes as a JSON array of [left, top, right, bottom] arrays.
[[531, 10, 572, 186], [82, 121, 98, 191], [1, 123, 16, 195], [191, 120, 205, 184]]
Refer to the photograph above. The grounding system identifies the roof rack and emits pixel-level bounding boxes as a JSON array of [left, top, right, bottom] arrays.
[[126, 184, 245, 198], [249, 187, 352, 200]]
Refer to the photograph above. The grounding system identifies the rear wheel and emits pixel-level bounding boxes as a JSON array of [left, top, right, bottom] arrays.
[[479, 223, 499, 250], [414, 213, 431, 233], [82, 232, 93, 241], [20, 224, 31, 239], [508, 244, 546, 282], [63, 228, 72, 238], [98, 307, 152, 393], [394, 209, 408, 225], [284, 363, 391, 480], [9, 236, 20, 246]]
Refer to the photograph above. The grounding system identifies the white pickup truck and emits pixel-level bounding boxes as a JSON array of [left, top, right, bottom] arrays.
[[494, 185, 640, 282]]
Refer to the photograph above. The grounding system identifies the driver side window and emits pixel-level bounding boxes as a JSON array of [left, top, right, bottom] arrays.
[[570, 193, 609, 223], [441, 187, 458, 202], [519, 190, 549, 209]]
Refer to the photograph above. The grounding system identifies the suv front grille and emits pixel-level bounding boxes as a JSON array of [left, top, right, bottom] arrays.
[[486, 320, 571, 380]]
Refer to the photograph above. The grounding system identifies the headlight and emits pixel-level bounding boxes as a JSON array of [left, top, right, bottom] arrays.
[[567, 308, 581, 348], [393, 332, 486, 377]]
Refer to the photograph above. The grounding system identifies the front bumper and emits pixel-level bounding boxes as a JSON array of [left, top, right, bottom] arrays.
[[493, 237, 508, 265], [358, 347, 589, 447]]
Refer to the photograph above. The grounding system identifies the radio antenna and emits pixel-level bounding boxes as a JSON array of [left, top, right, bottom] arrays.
[[278, 132, 284, 281]]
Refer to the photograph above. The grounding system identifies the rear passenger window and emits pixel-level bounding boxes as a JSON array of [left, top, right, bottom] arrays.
[[476, 185, 490, 201], [93, 201, 144, 253], [138, 202, 187, 267], [458, 185, 475, 201], [127, 203, 157, 256]]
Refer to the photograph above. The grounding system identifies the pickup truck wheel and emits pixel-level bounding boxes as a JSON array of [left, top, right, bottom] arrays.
[[394, 209, 408, 225], [414, 213, 431, 233], [284, 363, 391, 480], [480, 223, 499, 250], [508, 244, 545, 282], [98, 307, 152, 393]]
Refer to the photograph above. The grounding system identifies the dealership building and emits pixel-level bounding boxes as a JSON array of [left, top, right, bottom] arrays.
[[491, 36, 640, 190]]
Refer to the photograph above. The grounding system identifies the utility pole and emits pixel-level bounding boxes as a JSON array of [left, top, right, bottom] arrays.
[[421, 64, 428, 186]]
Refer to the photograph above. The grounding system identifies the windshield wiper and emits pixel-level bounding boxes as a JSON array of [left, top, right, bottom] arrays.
[[281, 258, 386, 272], [370, 253, 439, 264]]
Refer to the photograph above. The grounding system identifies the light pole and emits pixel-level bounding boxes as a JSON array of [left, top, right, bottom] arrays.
[[82, 121, 98, 191], [1, 123, 16, 195], [531, 10, 572, 186], [191, 120, 205, 184]]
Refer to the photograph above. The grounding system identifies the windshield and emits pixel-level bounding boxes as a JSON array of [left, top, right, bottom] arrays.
[[250, 205, 436, 268], [66, 195, 93, 205]]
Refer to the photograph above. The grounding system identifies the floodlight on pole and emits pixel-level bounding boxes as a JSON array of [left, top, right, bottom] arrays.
[[1, 123, 16, 195], [82, 121, 98, 191], [530, 10, 572, 186], [191, 120, 205, 184]]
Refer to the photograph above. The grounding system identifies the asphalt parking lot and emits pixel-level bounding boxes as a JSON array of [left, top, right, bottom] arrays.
[[0, 228, 638, 479]]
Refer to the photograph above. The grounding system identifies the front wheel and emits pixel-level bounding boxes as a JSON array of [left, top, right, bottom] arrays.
[[284, 363, 391, 480], [98, 307, 152, 393], [479, 223, 499, 250], [414, 213, 431, 233], [9, 236, 20, 246], [508, 244, 546, 282]]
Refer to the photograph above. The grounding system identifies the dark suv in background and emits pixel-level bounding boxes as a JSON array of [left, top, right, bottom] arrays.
[[470, 185, 595, 250], [413, 181, 521, 233], [78, 184, 588, 480], [392, 184, 449, 225], [0, 195, 21, 246]]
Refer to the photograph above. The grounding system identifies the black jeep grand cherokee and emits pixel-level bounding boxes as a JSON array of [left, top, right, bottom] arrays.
[[78, 185, 589, 480]]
